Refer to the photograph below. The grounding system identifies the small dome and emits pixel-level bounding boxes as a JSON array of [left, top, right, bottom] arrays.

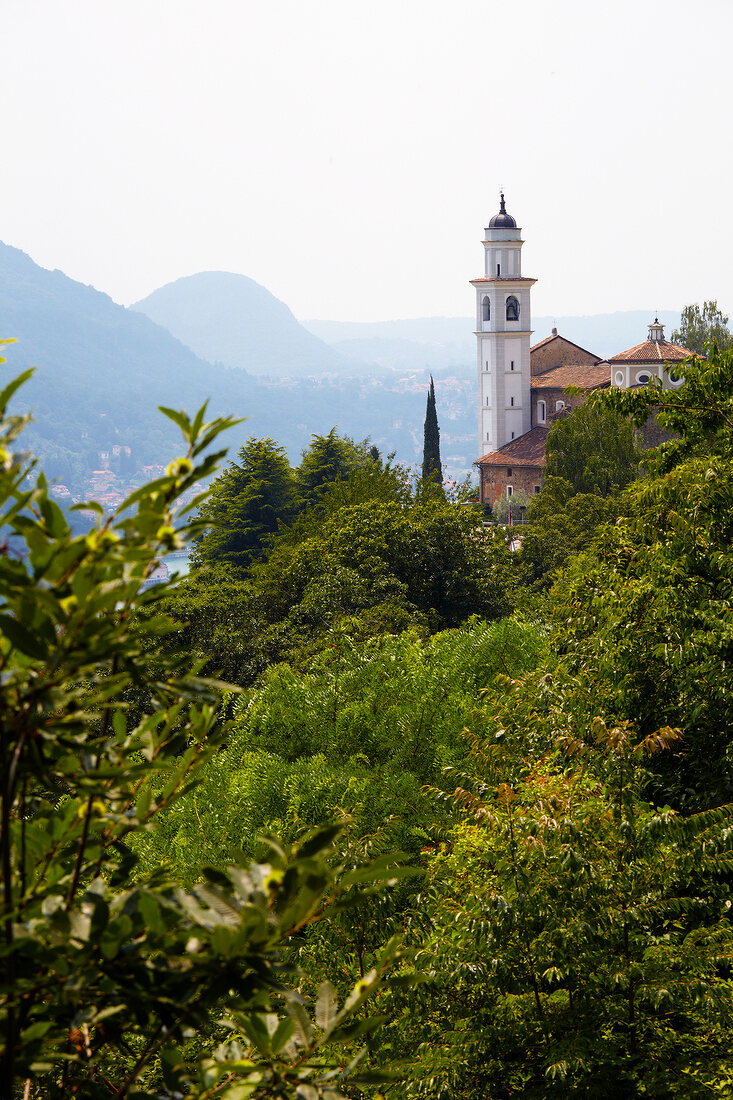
[[488, 192, 517, 229]]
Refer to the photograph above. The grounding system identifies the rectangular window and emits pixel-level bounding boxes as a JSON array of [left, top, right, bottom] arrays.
[[496, 263, 501, 276], [511, 431, 515, 439], [510, 396, 514, 406], [534, 485, 541, 494], [510, 360, 515, 370], [486, 397, 489, 405], [507, 468, 513, 476], [485, 360, 489, 370]]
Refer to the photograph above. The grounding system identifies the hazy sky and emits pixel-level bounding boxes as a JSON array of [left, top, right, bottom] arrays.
[[3, 0, 732, 322]]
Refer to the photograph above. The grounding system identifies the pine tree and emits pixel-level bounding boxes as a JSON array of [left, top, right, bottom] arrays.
[[192, 436, 299, 571], [422, 375, 443, 487]]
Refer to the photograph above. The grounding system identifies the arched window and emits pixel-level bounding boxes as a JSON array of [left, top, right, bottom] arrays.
[[506, 296, 520, 321], [482, 296, 490, 322], [506, 485, 513, 498], [555, 400, 565, 412], [538, 400, 546, 423]]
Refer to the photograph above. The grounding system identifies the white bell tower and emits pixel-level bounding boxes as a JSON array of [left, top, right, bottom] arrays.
[[471, 194, 536, 456]]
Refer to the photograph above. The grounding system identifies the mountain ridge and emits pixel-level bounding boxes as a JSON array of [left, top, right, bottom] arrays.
[[132, 272, 357, 377]]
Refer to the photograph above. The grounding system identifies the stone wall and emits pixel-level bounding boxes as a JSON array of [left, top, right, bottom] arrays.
[[531, 335, 601, 375], [532, 389, 587, 427], [480, 462, 544, 506]]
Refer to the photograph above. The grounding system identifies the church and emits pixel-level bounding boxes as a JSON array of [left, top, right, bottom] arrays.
[[472, 196, 691, 505]]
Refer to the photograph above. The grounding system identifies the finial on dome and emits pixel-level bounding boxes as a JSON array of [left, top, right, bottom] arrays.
[[488, 192, 517, 230]]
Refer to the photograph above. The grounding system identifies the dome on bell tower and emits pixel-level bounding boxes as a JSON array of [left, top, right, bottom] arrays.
[[488, 192, 517, 229]]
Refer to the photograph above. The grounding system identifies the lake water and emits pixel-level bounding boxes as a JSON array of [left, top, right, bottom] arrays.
[[167, 551, 192, 578]]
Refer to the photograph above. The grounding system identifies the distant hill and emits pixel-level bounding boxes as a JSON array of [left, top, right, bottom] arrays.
[[0, 241, 269, 490], [0, 244, 473, 491], [132, 272, 356, 378], [305, 311, 683, 369]]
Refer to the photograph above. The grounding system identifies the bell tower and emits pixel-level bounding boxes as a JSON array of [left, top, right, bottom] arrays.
[[471, 193, 536, 457]]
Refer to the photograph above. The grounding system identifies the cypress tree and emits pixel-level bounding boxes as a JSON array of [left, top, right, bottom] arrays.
[[422, 375, 443, 487]]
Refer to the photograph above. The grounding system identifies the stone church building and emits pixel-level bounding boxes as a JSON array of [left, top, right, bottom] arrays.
[[472, 196, 691, 505]]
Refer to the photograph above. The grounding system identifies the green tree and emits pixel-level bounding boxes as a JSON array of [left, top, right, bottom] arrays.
[[545, 397, 639, 496], [421, 376, 443, 489], [247, 498, 513, 660], [136, 618, 545, 881], [517, 477, 627, 593], [162, 446, 414, 686], [406, 734, 733, 1097], [0, 357, 406, 1098], [671, 299, 731, 355], [156, 562, 260, 684], [492, 486, 531, 525], [296, 429, 361, 509], [192, 436, 298, 571], [543, 345, 733, 807]]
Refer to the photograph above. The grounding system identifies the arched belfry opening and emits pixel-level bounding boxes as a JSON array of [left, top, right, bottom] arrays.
[[506, 295, 520, 322], [482, 295, 490, 322]]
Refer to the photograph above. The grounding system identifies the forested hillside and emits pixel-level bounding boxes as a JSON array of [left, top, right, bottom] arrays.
[[2, 345, 733, 1098], [0, 243, 476, 493]]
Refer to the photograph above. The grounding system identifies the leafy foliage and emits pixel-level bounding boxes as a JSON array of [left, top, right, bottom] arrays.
[[191, 437, 299, 571], [406, 731, 733, 1097], [550, 345, 733, 807], [136, 618, 546, 882], [517, 477, 627, 594], [545, 397, 639, 496], [296, 430, 364, 510], [0, 363, 407, 1098], [492, 486, 531, 525], [246, 499, 513, 658], [671, 299, 731, 355]]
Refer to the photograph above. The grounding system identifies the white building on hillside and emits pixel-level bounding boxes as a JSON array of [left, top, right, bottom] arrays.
[[470, 194, 536, 458], [471, 197, 693, 506]]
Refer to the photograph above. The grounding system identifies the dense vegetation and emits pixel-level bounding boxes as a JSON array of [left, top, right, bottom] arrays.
[[2, 341, 733, 1097]]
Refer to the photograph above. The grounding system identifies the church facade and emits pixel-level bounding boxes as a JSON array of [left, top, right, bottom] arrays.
[[472, 196, 691, 505]]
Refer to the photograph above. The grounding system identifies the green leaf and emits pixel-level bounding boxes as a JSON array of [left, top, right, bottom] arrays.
[[0, 368, 34, 412], [240, 1013, 272, 1055], [270, 1016, 295, 1054], [0, 613, 49, 660], [158, 406, 191, 434]]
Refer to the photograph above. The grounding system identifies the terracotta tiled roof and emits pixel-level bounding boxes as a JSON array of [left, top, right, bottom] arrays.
[[530, 333, 601, 360], [530, 363, 610, 390], [475, 427, 549, 468], [610, 340, 692, 362]]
